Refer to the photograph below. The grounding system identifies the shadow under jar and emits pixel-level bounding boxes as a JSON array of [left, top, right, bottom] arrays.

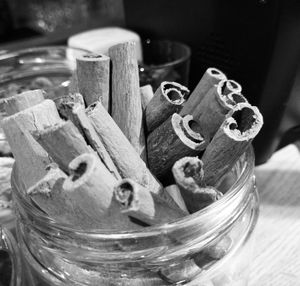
[[10, 147, 258, 286]]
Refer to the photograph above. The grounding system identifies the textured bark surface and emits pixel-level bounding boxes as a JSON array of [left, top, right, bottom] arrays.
[[109, 42, 145, 157], [76, 53, 110, 109], [191, 79, 236, 140], [172, 157, 221, 213], [1, 100, 61, 190], [71, 103, 121, 180], [114, 178, 187, 225], [202, 103, 263, 186], [61, 153, 141, 230], [34, 120, 92, 174], [2, 89, 45, 116], [180, 67, 226, 116], [145, 81, 189, 133], [87, 102, 162, 195], [147, 113, 206, 179]]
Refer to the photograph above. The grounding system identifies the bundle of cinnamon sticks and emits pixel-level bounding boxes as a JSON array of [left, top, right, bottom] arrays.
[[2, 41, 263, 284]]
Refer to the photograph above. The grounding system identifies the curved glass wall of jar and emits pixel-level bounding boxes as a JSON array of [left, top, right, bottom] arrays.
[[11, 147, 259, 286]]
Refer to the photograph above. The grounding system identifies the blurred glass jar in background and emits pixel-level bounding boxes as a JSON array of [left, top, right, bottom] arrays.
[[139, 39, 191, 91], [7, 0, 125, 34]]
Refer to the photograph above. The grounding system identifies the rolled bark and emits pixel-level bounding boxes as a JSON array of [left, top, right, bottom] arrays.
[[33, 120, 93, 174], [62, 153, 141, 230], [147, 113, 207, 179], [114, 178, 188, 225], [224, 79, 242, 94], [201, 102, 263, 186], [76, 53, 110, 109], [27, 165, 78, 224], [71, 103, 121, 180], [87, 102, 163, 195], [2, 89, 45, 116], [109, 41, 145, 157], [1, 99, 62, 190], [145, 81, 189, 133], [140, 84, 154, 110], [172, 157, 222, 213], [191, 79, 246, 140], [55, 92, 85, 131], [180, 67, 226, 116]]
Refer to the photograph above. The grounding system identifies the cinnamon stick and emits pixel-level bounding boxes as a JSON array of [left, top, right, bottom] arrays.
[[224, 79, 242, 94], [140, 84, 154, 110], [87, 102, 163, 195], [71, 103, 121, 180], [2, 89, 45, 116], [191, 79, 247, 140], [33, 120, 93, 174], [54, 92, 85, 125], [172, 157, 223, 213], [194, 235, 232, 270], [76, 53, 110, 109], [147, 113, 207, 180], [201, 102, 263, 186], [180, 67, 226, 116], [1, 99, 62, 190], [145, 81, 190, 133], [109, 41, 145, 157], [157, 260, 202, 285], [68, 71, 79, 94], [61, 153, 141, 230], [114, 178, 188, 225], [27, 164, 76, 224]]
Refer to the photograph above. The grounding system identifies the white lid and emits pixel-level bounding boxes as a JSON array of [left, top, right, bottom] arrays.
[[67, 27, 142, 62]]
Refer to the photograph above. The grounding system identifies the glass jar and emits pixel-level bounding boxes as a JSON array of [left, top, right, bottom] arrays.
[[10, 147, 258, 286], [0, 46, 89, 103]]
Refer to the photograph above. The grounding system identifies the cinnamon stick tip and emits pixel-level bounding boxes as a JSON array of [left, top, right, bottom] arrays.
[[172, 156, 204, 183], [225, 102, 263, 140], [77, 52, 110, 62], [114, 178, 137, 209], [207, 67, 227, 80], [161, 81, 190, 102], [63, 153, 96, 190]]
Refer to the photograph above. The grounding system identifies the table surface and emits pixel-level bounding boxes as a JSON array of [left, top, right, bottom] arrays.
[[249, 142, 300, 286]]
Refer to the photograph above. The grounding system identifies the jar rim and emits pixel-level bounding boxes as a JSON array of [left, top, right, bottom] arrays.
[[12, 146, 255, 240], [0, 45, 90, 61]]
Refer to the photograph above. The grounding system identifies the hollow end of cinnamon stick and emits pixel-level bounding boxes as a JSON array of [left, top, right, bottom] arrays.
[[172, 156, 205, 191], [114, 178, 188, 225], [224, 102, 263, 140], [63, 153, 94, 190], [161, 81, 190, 104], [225, 92, 247, 107], [173, 114, 207, 150], [114, 178, 138, 210], [207, 67, 227, 81], [2, 89, 45, 116], [225, 79, 242, 94]]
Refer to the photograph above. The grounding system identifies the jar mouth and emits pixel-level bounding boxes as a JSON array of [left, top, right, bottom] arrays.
[[12, 146, 254, 239]]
